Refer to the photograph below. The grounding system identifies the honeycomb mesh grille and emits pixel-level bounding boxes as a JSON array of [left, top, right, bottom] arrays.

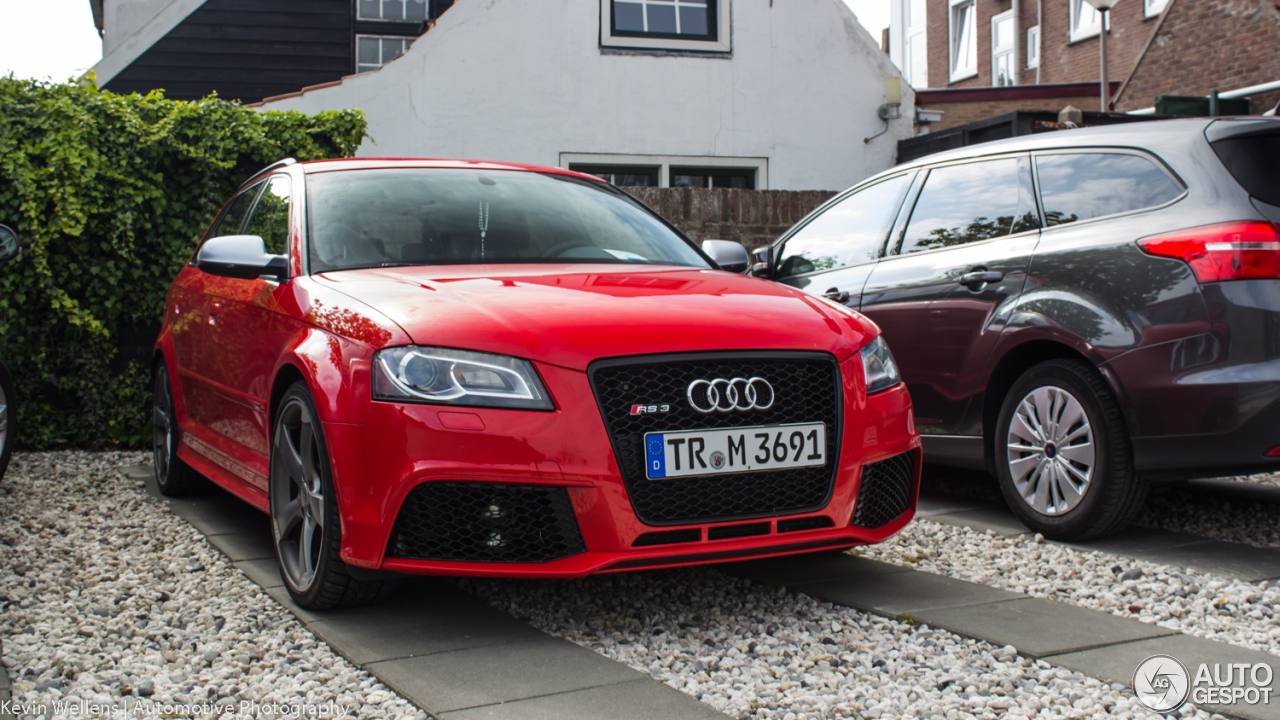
[[387, 482, 585, 563], [589, 353, 841, 525], [851, 451, 916, 529]]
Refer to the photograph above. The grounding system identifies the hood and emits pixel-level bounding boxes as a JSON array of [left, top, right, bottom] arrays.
[[316, 264, 877, 371]]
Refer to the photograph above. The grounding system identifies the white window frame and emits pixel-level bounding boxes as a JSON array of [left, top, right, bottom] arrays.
[[1144, 0, 1170, 17], [949, 0, 977, 82], [1069, 0, 1108, 42], [559, 153, 767, 189], [357, 0, 428, 22], [355, 34, 414, 74], [600, 0, 731, 53], [903, 0, 929, 88], [990, 9, 1017, 86], [1026, 25, 1040, 69]]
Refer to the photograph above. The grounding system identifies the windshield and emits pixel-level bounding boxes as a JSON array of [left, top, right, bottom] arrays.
[[305, 168, 709, 273]]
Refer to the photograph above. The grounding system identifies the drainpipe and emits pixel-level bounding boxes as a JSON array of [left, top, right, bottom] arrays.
[[1036, 0, 1043, 84]]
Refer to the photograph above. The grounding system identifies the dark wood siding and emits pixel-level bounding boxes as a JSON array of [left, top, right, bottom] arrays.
[[103, 0, 454, 104]]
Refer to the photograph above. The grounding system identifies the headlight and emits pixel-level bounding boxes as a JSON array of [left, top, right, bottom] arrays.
[[373, 346, 553, 410], [861, 336, 902, 395]]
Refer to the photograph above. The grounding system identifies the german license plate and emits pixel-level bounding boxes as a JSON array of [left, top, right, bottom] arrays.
[[644, 423, 826, 479]]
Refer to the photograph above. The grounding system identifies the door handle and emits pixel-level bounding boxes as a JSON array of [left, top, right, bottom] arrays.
[[958, 271, 1003, 287], [822, 288, 851, 304]]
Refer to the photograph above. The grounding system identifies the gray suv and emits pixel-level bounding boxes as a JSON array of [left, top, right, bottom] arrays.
[[0, 224, 18, 480], [753, 118, 1280, 540]]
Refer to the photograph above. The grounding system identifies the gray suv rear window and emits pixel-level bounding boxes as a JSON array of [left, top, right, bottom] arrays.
[[1211, 133, 1280, 207], [1035, 153, 1182, 226]]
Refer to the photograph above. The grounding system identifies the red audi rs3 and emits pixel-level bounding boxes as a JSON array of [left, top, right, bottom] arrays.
[[152, 158, 921, 609]]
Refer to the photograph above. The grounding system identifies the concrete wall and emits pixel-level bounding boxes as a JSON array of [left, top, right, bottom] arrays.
[[256, 0, 913, 192], [103, 0, 173, 56]]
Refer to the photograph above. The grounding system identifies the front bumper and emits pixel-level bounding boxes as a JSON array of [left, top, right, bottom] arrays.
[[324, 357, 921, 576]]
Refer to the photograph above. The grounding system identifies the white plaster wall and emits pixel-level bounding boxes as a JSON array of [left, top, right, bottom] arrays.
[[259, 0, 913, 191], [104, 0, 174, 56]]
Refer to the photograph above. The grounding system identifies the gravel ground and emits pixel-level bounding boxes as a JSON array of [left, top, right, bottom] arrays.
[[0, 452, 426, 720], [466, 570, 1220, 720], [861, 521, 1280, 656]]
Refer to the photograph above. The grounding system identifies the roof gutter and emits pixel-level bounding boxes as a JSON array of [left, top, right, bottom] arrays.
[[89, 0, 104, 36]]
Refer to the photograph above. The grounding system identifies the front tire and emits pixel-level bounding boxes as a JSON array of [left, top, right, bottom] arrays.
[[994, 359, 1147, 540], [270, 381, 396, 609], [0, 360, 14, 481], [153, 364, 201, 496]]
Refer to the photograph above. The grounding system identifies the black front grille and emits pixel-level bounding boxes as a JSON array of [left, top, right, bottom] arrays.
[[851, 451, 916, 529], [589, 352, 842, 525], [387, 482, 585, 563]]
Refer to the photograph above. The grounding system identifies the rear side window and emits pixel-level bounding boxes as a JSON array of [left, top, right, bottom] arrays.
[[1211, 133, 1280, 207], [1036, 153, 1182, 226], [776, 174, 910, 277], [899, 158, 1038, 254]]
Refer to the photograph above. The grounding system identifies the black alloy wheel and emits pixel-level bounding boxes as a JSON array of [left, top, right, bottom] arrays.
[[0, 360, 13, 481], [270, 381, 397, 609], [153, 364, 200, 496], [994, 359, 1148, 541]]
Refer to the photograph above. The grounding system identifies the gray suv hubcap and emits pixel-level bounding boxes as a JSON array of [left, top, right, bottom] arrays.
[[1006, 386, 1095, 516]]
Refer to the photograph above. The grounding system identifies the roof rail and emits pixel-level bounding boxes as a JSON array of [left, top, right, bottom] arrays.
[[239, 158, 298, 189]]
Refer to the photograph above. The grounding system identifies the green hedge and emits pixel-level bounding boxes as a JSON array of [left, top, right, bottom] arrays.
[[0, 77, 368, 449]]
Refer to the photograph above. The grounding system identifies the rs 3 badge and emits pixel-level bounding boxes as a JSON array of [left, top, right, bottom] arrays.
[[630, 404, 671, 416]]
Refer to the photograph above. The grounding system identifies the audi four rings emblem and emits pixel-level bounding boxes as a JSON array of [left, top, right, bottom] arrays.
[[687, 377, 775, 413]]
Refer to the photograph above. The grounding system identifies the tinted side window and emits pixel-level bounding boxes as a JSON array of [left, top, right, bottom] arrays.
[[206, 182, 264, 241], [899, 158, 1036, 254], [776, 174, 910, 278], [1036, 153, 1182, 226], [243, 176, 292, 256], [1211, 133, 1280, 207]]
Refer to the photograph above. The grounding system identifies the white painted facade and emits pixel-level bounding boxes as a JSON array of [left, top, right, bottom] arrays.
[[101, 0, 175, 56], [257, 0, 913, 191]]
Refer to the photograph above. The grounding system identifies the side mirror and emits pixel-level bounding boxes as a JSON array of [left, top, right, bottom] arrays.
[[197, 235, 288, 280], [0, 224, 20, 263], [750, 246, 773, 278], [701, 239, 750, 274]]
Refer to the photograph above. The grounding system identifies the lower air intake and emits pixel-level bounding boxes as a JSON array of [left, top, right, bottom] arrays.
[[387, 482, 585, 563], [850, 452, 916, 529]]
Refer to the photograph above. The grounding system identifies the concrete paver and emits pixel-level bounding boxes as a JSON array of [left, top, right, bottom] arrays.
[[439, 678, 730, 720], [723, 552, 911, 587], [912, 597, 1177, 658], [795, 566, 1023, 617]]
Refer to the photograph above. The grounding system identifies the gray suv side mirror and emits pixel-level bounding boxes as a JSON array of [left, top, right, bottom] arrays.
[[197, 235, 288, 280], [0, 224, 20, 263], [701, 239, 750, 274]]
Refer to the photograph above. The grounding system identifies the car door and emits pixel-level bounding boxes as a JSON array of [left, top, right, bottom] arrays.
[[772, 172, 915, 307], [192, 175, 294, 489], [859, 155, 1041, 438], [176, 182, 264, 437]]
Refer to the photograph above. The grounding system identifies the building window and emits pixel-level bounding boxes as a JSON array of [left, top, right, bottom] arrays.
[[612, 0, 714, 39], [1069, 0, 1107, 42], [1026, 25, 1040, 68], [357, 35, 414, 73], [991, 10, 1017, 86], [569, 165, 660, 187], [358, 0, 428, 22], [949, 0, 977, 81], [600, 0, 730, 52], [1144, 0, 1169, 17], [670, 167, 755, 189]]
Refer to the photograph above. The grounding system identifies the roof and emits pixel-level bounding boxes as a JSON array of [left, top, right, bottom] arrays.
[[296, 158, 604, 184]]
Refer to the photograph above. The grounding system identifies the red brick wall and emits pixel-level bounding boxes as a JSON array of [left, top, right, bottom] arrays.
[[919, 94, 1101, 131], [923, 0, 1155, 90], [1114, 0, 1280, 112], [627, 188, 838, 251]]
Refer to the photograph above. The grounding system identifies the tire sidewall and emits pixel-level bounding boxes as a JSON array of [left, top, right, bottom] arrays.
[[271, 382, 342, 607], [154, 366, 182, 493], [994, 361, 1120, 538]]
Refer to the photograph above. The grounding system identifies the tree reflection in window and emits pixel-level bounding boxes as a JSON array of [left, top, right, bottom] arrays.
[[775, 175, 910, 278], [1036, 154, 1183, 227], [900, 159, 1038, 254]]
